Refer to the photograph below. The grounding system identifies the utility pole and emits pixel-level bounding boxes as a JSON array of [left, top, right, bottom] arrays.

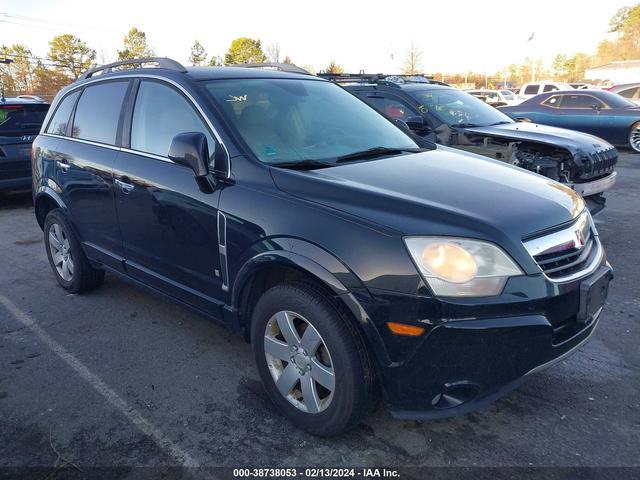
[[0, 57, 14, 102]]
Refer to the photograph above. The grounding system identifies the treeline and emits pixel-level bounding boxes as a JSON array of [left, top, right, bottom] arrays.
[[2, 4, 639, 100], [0, 28, 329, 101]]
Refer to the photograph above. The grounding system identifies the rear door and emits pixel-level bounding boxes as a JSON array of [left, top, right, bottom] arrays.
[[51, 80, 130, 270], [114, 79, 224, 314]]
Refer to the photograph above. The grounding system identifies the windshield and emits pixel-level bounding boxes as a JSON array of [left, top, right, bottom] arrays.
[[0, 103, 49, 136], [203, 78, 418, 165], [409, 88, 513, 127], [596, 90, 638, 108], [500, 90, 515, 99]]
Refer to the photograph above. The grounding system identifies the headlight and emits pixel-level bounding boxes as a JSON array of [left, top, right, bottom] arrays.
[[404, 237, 523, 297]]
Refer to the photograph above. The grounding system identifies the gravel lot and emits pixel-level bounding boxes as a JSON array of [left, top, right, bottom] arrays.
[[0, 152, 638, 477]]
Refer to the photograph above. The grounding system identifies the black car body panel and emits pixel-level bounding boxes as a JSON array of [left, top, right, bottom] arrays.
[[344, 83, 617, 214], [0, 98, 49, 191], [32, 63, 612, 422]]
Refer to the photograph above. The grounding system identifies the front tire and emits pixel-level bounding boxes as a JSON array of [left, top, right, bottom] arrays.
[[250, 281, 375, 436], [43, 209, 105, 293], [629, 122, 640, 153]]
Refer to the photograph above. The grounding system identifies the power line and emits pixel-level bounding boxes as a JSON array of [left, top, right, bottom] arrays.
[[0, 12, 116, 32]]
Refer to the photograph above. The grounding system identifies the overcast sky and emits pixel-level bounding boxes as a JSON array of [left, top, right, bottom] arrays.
[[0, 0, 633, 73]]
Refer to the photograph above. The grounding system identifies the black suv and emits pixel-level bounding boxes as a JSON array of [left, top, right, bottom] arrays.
[[33, 58, 612, 436], [1, 96, 49, 192], [325, 74, 618, 214]]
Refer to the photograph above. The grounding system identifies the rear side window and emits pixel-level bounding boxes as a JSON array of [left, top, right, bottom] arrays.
[[560, 95, 604, 109], [0, 103, 49, 136], [130, 81, 215, 162], [73, 81, 129, 145], [543, 84, 558, 92], [618, 87, 639, 99], [47, 91, 80, 136], [523, 85, 538, 95]]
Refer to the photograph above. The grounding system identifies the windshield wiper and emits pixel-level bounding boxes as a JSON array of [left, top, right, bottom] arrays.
[[335, 146, 422, 163], [455, 122, 481, 128], [489, 121, 512, 126], [271, 160, 334, 170]]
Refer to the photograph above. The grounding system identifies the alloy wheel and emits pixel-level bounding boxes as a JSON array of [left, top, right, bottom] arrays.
[[264, 310, 335, 414], [48, 223, 74, 282], [630, 125, 640, 152]]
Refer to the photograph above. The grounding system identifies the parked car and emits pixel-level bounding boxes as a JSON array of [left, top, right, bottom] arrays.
[[34, 58, 612, 436], [331, 76, 617, 213], [518, 82, 573, 101], [499, 90, 640, 152], [466, 89, 520, 107], [608, 83, 640, 105], [0, 96, 49, 192]]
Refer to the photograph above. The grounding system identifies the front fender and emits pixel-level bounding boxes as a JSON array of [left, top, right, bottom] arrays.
[[229, 238, 393, 367]]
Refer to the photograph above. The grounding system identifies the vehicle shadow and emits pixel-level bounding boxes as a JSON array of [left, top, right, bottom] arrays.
[[0, 191, 33, 211]]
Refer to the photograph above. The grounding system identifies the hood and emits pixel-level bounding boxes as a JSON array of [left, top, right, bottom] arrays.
[[271, 147, 584, 245], [462, 122, 612, 154]]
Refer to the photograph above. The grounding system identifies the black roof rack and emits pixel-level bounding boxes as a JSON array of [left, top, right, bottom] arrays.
[[317, 72, 448, 87], [79, 57, 187, 80], [234, 62, 311, 75]]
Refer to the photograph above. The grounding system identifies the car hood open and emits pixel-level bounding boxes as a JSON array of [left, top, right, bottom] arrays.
[[463, 122, 612, 154], [270, 147, 584, 242]]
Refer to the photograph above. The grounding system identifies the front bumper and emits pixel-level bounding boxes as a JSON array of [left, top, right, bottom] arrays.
[[569, 172, 617, 197], [376, 265, 613, 420]]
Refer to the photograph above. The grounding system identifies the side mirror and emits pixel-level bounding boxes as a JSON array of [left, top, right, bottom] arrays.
[[168, 132, 209, 177]]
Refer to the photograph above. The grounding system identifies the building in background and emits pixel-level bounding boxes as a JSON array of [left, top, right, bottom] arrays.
[[585, 60, 640, 84]]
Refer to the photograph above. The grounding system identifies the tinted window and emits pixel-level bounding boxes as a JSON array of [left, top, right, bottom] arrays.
[[365, 95, 419, 120], [131, 81, 215, 163], [47, 91, 79, 136], [73, 81, 129, 144], [543, 84, 558, 92], [524, 85, 539, 95], [1, 103, 49, 135], [560, 95, 604, 109]]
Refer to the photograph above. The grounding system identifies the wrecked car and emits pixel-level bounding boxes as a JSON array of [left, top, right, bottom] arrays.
[[333, 77, 617, 213]]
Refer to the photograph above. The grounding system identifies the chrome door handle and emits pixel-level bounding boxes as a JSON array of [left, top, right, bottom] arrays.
[[56, 160, 70, 172], [114, 178, 134, 194]]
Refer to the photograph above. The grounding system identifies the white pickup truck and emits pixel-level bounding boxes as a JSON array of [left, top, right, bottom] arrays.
[[518, 82, 573, 101]]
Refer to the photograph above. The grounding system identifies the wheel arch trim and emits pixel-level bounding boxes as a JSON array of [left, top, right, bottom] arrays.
[[230, 243, 393, 366]]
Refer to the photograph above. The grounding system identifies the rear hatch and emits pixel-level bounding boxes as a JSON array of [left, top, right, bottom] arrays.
[[0, 103, 49, 181]]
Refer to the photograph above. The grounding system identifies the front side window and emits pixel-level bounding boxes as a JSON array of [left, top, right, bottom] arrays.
[[73, 81, 129, 144], [203, 79, 417, 164], [365, 94, 419, 121], [131, 81, 215, 163], [1, 103, 49, 136], [410, 88, 513, 127], [47, 91, 80, 136], [543, 84, 558, 92], [560, 95, 604, 109]]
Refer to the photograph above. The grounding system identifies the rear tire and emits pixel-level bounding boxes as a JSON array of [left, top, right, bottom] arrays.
[[43, 209, 105, 293], [629, 122, 640, 153], [250, 281, 375, 436]]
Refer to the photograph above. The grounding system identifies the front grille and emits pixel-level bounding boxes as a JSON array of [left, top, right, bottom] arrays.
[[524, 211, 602, 282], [582, 147, 617, 178]]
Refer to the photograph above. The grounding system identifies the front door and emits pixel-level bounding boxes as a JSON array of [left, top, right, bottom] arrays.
[[114, 79, 224, 315]]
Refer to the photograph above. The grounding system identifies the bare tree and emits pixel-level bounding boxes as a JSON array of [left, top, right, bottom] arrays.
[[402, 41, 422, 75], [266, 43, 281, 63]]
